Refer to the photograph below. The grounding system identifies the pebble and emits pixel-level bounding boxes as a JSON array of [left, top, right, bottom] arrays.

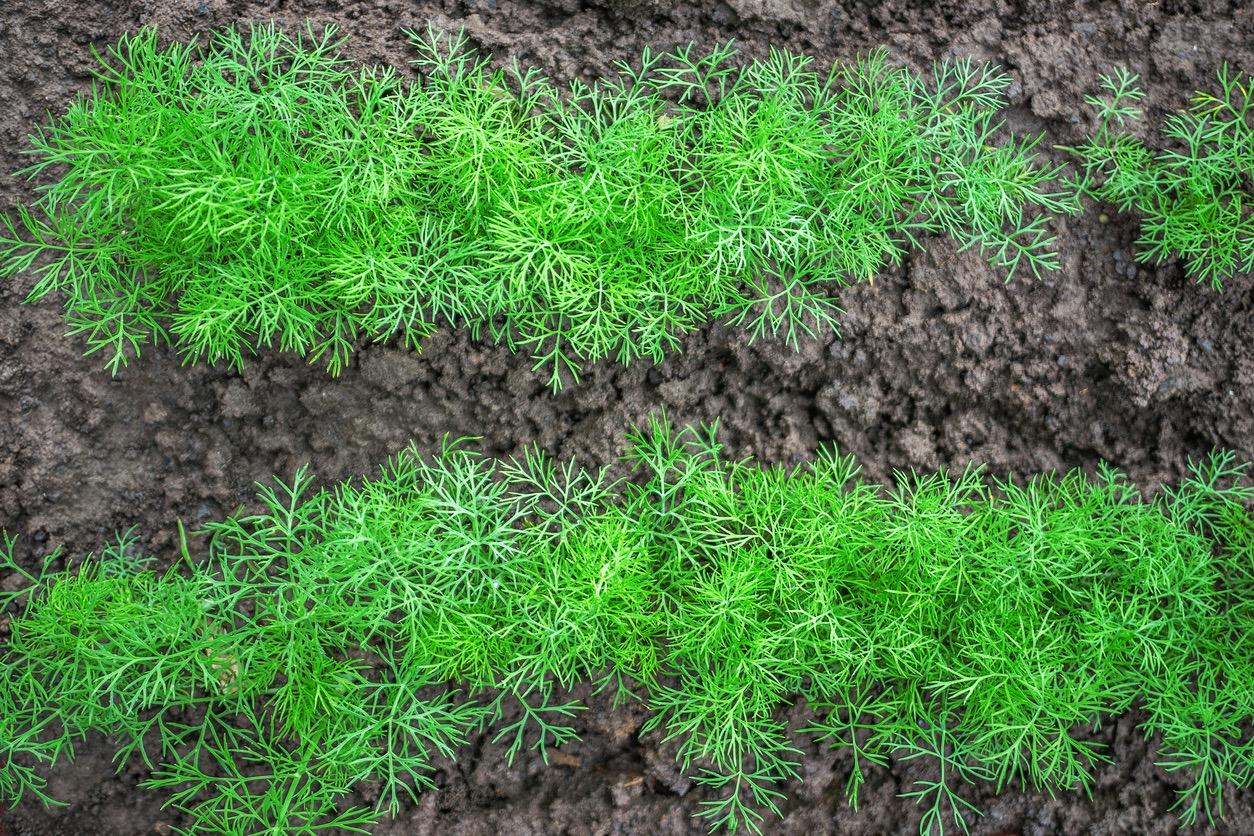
[[963, 328, 990, 352]]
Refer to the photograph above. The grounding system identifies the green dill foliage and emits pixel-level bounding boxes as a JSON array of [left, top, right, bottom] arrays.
[[0, 25, 423, 374], [0, 24, 1072, 388], [1067, 66, 1254, 288], [3, 420, 1252, 834]]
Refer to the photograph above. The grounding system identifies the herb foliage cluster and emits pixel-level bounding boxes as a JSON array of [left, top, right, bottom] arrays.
[[0, 24, 1073, 388], [2, 418, 1252, 834], [1067, 66, 1254, 288]]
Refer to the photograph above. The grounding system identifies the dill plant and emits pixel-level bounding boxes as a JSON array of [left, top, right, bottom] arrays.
[[3, 419, 1253, 834], [1067, 66, 1254, 288], [0, 25, 413, 374], [1, 24, 1073, 389]]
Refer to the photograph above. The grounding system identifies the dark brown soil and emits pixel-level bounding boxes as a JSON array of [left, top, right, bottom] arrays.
[[2, 0, 1254, 833]]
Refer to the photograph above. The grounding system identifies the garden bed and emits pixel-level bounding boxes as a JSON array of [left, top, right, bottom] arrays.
[[1, 0, 1253, 833]]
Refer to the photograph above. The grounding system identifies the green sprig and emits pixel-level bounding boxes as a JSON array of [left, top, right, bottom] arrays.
[[1066, 66, 1254, 288]]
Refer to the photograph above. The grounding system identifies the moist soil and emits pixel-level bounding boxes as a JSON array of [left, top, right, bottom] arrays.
[[2, 0, 1254, 834]]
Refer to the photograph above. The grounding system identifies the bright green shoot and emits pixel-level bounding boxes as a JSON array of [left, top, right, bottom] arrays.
[[1067, 66, 1254, 288], [3, 417, 1253, 834], [0, 24, 1074, 389]]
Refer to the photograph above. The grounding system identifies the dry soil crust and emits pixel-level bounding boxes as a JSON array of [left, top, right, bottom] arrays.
[[2, 0, 1254, 834]]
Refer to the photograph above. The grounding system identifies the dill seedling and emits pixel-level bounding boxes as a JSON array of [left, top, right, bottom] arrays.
[[1066, 66, 1254, 288]]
